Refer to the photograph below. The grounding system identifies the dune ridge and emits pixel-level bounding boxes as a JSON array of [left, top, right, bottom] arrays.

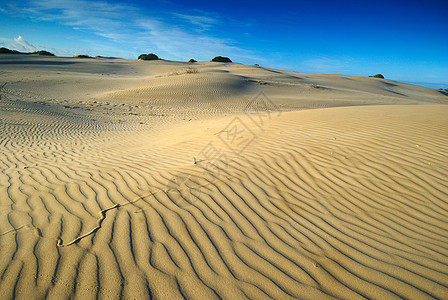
[[0, 55, 447, 299]]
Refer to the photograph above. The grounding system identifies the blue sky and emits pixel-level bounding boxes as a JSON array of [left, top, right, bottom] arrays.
[[1, 0, 447, 88]]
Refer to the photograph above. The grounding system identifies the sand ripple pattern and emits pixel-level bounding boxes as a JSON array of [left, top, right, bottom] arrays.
[[0, 101, 447, 299]]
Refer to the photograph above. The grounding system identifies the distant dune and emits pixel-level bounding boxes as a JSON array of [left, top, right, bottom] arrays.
[[0, 54, 447, 299]]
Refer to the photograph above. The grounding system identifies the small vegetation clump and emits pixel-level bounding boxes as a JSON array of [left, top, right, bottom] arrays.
[[76, 55, 92, 58], [211, 56, 232, 62], [36, 50, 55, 56], [138, 53, 159, 60], [189, 59, 197, 63], [369, 74, 384, 79], [163, 68, 199, 77], [185, 68, 199, 74], [439, 88, 448, 95]]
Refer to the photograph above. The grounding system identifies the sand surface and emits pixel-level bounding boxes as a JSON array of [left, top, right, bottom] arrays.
[[0, 54, 447, 299]]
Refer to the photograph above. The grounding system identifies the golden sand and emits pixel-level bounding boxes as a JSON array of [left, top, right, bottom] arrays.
[[0, 54, 447, 299]]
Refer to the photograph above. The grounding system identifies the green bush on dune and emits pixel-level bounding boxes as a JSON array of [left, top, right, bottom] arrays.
[[189, 59, 197, 63], [76, 55, 92, 58], [211, 56, 232, 62], [369, 74, 385, 79], [35, 50, 55, 56], [138, 53, 159, 60]]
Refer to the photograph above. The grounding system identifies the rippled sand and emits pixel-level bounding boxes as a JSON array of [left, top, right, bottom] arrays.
[[0, 54, 447, 299]]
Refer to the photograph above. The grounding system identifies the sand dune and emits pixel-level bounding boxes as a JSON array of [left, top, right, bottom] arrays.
[[0, 54, 447, 299]]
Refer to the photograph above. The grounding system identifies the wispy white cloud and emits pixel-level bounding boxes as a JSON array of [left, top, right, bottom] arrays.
[[2, 0, 260, 62], [135, 18, 258, 62], [25, 0, 140, 42], [0, 36, 39, 52], [299, 56, 357, 74], [13, 36, 38, 52], [171, 12, 219, 31]]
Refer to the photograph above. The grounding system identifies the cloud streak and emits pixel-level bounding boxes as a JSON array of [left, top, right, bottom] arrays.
[[5, 0, 259, 61], [171, 12, 219, 31], [14, 36, 38, 52], [0, 36, 39, 52], [299, 56, 359, 74]]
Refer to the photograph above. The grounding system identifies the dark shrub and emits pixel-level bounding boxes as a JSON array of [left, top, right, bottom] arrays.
[[0, 48, 55, 56], [369, 74, 384, 79], [0, 47, 15, 54], [211, 56, 232, 62], [76, 55, 92, 58], [138, 53, 159, 60], [189, 59, 197, 63], [35, 50, 55, 56]]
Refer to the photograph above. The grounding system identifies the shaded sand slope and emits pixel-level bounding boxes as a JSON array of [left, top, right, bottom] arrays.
[[98, 64, 447, 115], [0, 91, 447, 298]]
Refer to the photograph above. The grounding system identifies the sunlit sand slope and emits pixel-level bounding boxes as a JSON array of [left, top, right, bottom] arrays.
[[1, 55, 446, 120], [0, 88, 447, 299]]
